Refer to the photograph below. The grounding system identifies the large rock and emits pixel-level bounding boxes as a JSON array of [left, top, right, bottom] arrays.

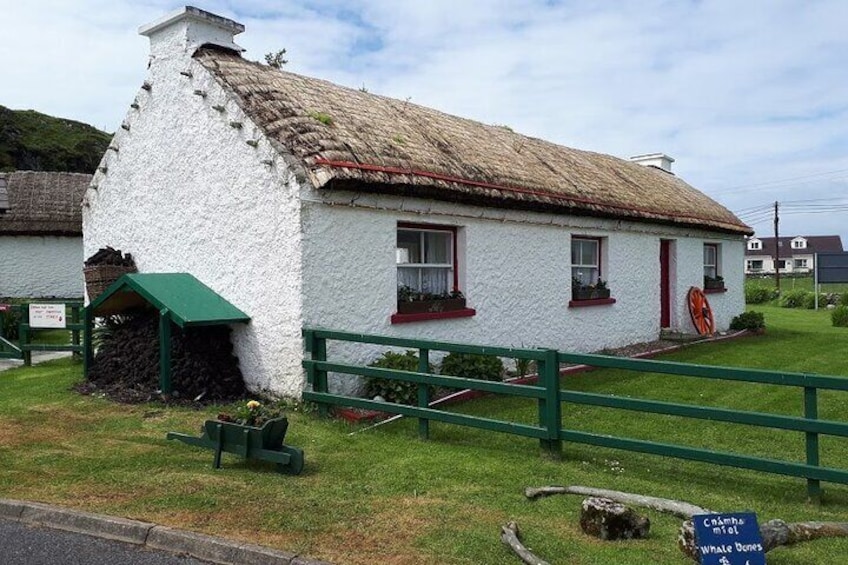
[[580, 497, 650, 540]]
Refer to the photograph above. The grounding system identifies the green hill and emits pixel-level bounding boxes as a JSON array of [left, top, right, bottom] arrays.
[[0, 105, 112, 173]]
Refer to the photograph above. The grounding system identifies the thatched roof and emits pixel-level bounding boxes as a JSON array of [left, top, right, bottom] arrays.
[[195, 47, 751, 235], [0, 171, 90, 236]]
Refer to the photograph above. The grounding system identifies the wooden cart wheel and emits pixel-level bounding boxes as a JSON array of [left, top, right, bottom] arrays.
[[687, 287, 715, 336]]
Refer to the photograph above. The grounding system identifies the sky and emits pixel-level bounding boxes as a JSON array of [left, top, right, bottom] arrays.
[[2, 0, 847, 241]]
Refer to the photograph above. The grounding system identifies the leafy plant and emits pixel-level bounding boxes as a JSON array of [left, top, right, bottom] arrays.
[[0, 306, 21, 340], [841, 293, 848, 307], [308, 110, 333, 126], [832, 305, 848, 328], [744, 284, 775, 304], [217, 400, 284, 427], [440, 352, 504, 382], [264, 49, 288, 68], [397, 285, 463, 303], [365, 350, 428, 405], [729, 311, 765, 331], [779, 289, 813, 309]]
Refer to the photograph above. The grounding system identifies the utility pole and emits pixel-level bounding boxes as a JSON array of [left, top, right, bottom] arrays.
[[773, 201, 780, 293]]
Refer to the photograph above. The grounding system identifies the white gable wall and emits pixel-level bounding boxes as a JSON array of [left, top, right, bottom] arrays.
[[300, 191, 745, 394], [0, 236, 83, 298], [83, 46, 306, 397]]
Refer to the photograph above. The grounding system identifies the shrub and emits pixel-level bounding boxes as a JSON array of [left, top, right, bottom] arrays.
[[832, 306, 848, 328], [729, 311, 765, 332], [841, 293, 848, 307], [744, 284, 774, 304], [0, 307, 21, 341], [365, 350, 424, 405], [440, 352, 504, 382], [779, 289, 813, 309]]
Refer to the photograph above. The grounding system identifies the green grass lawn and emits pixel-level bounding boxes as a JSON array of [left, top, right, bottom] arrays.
[[1, 305, 847, 564]]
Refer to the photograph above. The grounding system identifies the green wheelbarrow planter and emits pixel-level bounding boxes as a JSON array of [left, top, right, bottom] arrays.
[[167, 417, 304, 475]]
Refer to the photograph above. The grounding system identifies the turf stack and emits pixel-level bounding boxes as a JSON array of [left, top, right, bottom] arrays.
[[86, 310, 245, 404]]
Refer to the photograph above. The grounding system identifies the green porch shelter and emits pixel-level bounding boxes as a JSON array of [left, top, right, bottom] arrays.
[[84, 273, 250, 394]]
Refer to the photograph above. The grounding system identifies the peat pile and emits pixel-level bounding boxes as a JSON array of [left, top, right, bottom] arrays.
[[82, 309, 246, 404]]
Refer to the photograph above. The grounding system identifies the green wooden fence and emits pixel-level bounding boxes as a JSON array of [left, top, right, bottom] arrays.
[[0, 303, 84, 364], [302, 328, 848, 501]]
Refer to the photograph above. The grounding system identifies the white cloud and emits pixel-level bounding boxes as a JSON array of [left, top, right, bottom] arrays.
[[1, 0, 846, 239]]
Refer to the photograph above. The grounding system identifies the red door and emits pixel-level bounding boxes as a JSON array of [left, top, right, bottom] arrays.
[[660, 240, 671, 328]]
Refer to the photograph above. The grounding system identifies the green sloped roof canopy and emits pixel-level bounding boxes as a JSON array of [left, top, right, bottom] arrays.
[[89, 273, 250, 327]]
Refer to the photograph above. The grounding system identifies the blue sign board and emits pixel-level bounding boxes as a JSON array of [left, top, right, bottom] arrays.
[[692, 512, 766, 565]]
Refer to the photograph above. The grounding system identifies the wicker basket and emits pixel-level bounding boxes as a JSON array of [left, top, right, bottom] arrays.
[[84, 264, 137, 299]]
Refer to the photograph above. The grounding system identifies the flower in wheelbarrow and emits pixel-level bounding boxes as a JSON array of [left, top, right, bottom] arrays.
[[246, 400, 261, 410]]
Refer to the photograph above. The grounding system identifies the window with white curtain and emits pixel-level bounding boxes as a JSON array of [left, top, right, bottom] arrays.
[[397, 225, 455, 296], [704, 244, 719, 278], [571, 237, 600, 285]]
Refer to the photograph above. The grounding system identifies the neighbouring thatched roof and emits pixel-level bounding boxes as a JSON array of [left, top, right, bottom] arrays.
[[195, 47, 751, 235], [0, 171, 90, 235]]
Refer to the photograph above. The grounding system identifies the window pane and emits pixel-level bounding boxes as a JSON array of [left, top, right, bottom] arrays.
[[420, 267, 450, 294], [397, 230, 420, 264], [423, 231, 451, 264], [704, 245, 716, 265], [704, 266, 717, 278], [572, 239, 598, 267], [572, 266, 598, 285], [398, 266, 420, 290]]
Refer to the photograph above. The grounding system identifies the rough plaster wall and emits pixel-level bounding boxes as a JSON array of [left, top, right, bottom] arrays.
[[300, 191, 746, 394], [674, 237, 745, 332], [0, 236, 83, 298], [82, 49, 305, 397]]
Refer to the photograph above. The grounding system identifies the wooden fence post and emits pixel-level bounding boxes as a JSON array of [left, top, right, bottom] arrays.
[[538, 349, 562, 459], [804, 385, 821, 503], [418, 348, 430, 440]]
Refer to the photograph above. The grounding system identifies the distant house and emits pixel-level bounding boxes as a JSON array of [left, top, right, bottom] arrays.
[[83, 7, 751, 397], [0, 171, 90, 298], [744, 235, 844, 275]]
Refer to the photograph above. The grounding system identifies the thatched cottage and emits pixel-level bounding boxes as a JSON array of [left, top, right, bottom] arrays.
[[0, 171, 89, 298], [83, 7, 751, 397]]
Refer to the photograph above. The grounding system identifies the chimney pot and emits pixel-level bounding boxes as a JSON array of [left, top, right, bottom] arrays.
[[629, 153, 675, 173]]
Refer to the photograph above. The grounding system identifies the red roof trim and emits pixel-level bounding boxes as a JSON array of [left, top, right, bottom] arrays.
[[313, 158, 749, 232]]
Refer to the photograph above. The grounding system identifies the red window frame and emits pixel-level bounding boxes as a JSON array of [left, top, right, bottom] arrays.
[[393, 222, 474, 323], [397, 222, 459, 291]]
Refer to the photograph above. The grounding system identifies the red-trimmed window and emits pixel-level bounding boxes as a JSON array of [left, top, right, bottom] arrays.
[[570, 236, 613, 305], [396, 224, 457, 295], [571, 237, 601, 286], [393, 223, 474, 323]]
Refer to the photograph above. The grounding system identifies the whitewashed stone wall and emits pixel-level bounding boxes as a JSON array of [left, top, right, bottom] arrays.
[[83, 40, 306, 397], [0, 236, 83, 298], [300, 190, 746, 394]]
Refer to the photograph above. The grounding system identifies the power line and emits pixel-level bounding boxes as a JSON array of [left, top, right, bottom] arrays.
[[714, 168, 848, 193]]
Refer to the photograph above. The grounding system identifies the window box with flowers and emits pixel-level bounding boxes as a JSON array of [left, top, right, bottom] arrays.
[[703, 275, 726, 292], [571, 277, 612, 301], [166, 400, 304, 474], [396, 286, 467, 314]]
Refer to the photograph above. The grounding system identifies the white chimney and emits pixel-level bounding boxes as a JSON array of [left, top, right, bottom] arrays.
[[629, 153, 675, 173], [138, 6, 244, 59]]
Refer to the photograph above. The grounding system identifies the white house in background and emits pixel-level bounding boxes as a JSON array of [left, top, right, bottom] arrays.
[[744, 235, 844, 275], [0, 171, 89, 298], [83, 7, 752, 397]]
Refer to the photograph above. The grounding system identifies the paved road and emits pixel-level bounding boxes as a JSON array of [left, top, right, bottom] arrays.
[[1, 518, 210, 565]]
